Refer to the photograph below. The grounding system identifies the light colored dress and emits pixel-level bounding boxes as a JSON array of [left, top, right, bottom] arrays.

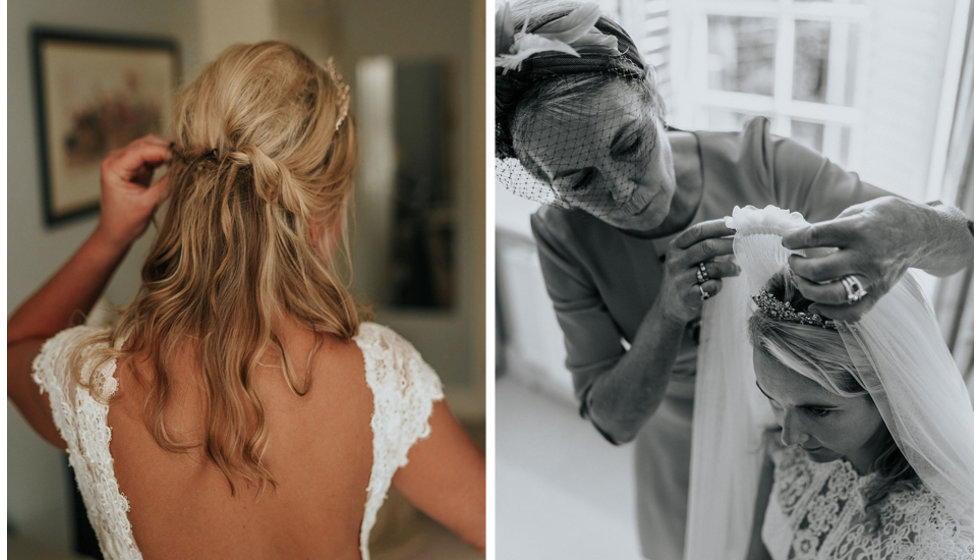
[[31, 322, 444, 560], [763, 445, 974, 559]]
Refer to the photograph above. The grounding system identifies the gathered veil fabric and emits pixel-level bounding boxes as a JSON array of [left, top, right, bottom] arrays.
[[688, 205, 973, 559], [32, 322, 443, 560], [685, 207, 795, 560]]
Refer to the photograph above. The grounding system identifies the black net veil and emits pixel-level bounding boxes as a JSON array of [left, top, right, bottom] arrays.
[[495, 1, 667, 219]]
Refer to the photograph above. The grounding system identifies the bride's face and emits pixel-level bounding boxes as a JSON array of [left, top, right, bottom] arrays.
[[753, 349, 886, 473]]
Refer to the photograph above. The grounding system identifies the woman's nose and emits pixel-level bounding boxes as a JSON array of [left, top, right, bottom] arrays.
[[607, 180, 635, 208], [778, 410, 809, 447]]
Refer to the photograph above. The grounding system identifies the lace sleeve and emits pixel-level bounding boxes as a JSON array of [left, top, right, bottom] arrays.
[[30, 325, 140, 560], [31, 325, 116, 447], [355, 323, 444, 559], [835, 487, 975, 560]]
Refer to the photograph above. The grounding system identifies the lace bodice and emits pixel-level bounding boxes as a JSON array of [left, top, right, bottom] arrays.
[[31, 322, 444, 560], [762, 444, 973, 560]]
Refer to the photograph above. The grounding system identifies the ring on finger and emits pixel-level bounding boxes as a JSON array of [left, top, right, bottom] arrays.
[[698, 284, 710, 301], [696, 262, 709, 285], [840, 275, 867, 304]]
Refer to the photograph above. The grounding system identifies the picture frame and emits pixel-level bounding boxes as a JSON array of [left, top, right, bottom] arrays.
[[31, 28, 179, 226]]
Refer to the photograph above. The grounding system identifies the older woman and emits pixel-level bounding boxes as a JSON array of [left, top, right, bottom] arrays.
[[495, 2, 972, 558], [9, 42, 484, 559]]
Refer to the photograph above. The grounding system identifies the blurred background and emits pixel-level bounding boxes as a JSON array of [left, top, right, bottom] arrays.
[[495, 0, 973, 557], [7, 0, 484, 558]]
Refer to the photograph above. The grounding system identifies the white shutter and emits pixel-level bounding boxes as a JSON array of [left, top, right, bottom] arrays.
[[853, 0, 959, 199]]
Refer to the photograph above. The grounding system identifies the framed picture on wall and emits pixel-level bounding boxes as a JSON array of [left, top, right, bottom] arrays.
[[31, 28, 179, 226]]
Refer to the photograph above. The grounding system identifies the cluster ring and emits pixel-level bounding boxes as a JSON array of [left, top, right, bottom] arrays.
[[841, 275, 868, 304], [696, 262, 709, 285]]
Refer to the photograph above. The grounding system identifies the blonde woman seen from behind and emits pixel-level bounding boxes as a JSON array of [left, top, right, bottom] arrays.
[[8, 42, 485, 560]]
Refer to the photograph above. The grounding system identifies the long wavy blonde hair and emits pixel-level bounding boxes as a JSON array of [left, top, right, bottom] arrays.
[[75, 41, 361, 493]]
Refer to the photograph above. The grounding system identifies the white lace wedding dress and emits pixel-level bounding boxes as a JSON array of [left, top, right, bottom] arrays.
[[31, 322, 444, 560], [762, 444, 974, 559]]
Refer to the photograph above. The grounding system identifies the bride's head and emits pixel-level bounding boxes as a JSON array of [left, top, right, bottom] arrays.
[[84, 41, 361, 493], [749, 273, 918, 517], [162, 40, 358, 331]]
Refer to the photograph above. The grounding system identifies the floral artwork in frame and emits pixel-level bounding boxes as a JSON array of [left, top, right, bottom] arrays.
[[32, 28, 178, 225]]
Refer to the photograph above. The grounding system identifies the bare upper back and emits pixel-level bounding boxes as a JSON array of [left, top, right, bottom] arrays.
[[107, 326, 373, 560]]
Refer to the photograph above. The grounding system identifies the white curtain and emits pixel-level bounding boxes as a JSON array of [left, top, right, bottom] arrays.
[[932, 1, 973, 393]]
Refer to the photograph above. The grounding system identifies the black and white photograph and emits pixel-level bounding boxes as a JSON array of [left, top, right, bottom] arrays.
[[495, 0, 974, 558]]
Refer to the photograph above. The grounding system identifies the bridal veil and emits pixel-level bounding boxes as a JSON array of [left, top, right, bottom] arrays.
[[686, 205, 973, 559]]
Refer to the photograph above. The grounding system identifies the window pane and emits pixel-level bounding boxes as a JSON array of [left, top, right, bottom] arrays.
[[837, 126, 851, 168], [790, 119, 824, 153], [708, 16, 777, 95], [707, 108, 767, 131], [794, 19, 861, 106], [794, 20, 830, 102], [837, 22, 860, 107]]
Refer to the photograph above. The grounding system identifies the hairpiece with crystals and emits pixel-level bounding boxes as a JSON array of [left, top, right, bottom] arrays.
[[324, 58, 350, 131], [751, 288, 837, 330]]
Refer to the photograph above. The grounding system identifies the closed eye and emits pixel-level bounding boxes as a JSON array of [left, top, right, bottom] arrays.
[[566, 168, 595, 192], [805, 407, 833, 418], [614, 132, 641, 155]]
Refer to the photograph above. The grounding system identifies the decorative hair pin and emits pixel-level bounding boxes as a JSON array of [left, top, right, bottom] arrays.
[[752, 289, 837, 330], [324, 58, 350, 131], [495, 2, 620, 73]]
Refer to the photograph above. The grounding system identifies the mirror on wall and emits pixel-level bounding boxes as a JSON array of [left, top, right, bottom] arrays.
[[354, 57, 454, 310]]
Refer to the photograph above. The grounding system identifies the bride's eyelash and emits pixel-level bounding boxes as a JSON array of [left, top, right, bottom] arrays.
[[806, 407, 832, 418]]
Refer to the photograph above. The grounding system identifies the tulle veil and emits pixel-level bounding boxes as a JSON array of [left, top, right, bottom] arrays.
[[684, 205, 973, 560]]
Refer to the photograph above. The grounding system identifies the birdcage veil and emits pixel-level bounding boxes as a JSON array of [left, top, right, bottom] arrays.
[[495, 1, 666, 217]]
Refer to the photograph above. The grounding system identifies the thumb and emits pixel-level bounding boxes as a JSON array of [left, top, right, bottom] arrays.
[[146, 171, 170, 204]]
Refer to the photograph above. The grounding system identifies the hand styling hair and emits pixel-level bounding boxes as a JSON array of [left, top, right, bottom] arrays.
[[72, 41, 360, 493], [748, 274, 918, 528]]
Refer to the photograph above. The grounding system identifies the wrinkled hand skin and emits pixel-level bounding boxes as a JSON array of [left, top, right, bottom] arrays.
[[782, 196, 971, 321], [660, 218, 740, 324]]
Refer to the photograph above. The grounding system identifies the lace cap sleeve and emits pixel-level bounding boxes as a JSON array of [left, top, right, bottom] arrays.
[[358, 322, 444, 461], [355, 322, 445, 559], [31, 325, 116, 445]]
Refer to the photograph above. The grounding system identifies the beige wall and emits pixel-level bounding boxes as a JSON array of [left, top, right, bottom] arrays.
[[324, 0, 485, 415], [7, 0, 201, 549]]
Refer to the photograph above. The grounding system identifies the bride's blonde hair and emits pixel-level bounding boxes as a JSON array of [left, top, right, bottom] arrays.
[[749, 278, 918, 528], [74, 41, 360, 492]]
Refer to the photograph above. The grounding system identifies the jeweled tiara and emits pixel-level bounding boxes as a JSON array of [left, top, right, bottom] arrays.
[[751, 289, 837, 330]]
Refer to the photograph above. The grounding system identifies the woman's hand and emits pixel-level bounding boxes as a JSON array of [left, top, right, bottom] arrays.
[[783, 196, 972, 321], [660, 218, 740, 324], [93, 134, 171, 249]]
